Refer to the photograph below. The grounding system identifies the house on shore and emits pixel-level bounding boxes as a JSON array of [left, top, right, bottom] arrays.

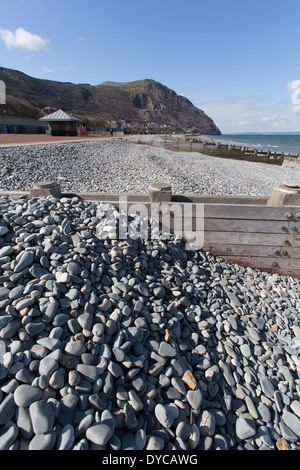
[[39, 109, 82, 136]]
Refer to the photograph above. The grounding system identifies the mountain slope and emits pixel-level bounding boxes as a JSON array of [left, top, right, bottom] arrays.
[[0, 67, 221, 134]]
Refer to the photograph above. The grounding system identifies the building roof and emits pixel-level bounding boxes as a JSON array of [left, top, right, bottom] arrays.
[[39, 109, 82, 123]]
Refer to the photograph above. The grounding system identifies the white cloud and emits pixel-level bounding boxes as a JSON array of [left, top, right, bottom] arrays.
[[0, 27, 49, 51], [42, 66, 55, 74], [292, 104, 300, 114], [198, 96, 300, 133]]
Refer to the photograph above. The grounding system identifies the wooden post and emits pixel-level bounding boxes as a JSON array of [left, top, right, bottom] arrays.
[[267, 182, 300, 206], [148, 183, 172, 202], [30, 181, 62, 198]]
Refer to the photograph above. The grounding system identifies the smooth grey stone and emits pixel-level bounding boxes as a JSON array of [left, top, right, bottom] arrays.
[[226, 292, 241, 307], [0, 393, 16, 425], [75, 414, 94, 440], [171, 377, 186, 395], [290, 401, 300, 418], [124, 403, 138, 429], [154, 404, 174, 429], [175, 421, 191, 440], [14, 384, 43, 408], [0, 422, 18, 450], [213, 434, 228, 450], [279, 422, 299, 443], [67, 262, 81, 275], [8, 285, 24, 300], [260, 376, 275, 399], [64, 340, 86, 356], [187, 390, 203, 410], [135, 429, 147, 450], [107, 361, 124, 378], [153, 285, 166, 299], [49, 368, 66, 389], [247, 326, 261, 342], [78, 312, 93, 330], [146, 435, 165, 450], [257, 403, 272, 423], [121, 432, 136, 450], [43, 299, 58, 322], [29, 400, 55, 435], [16, 406, 33, 440], [199, 410, 216, 437], [88, 394, 107, 411], [1, 319, 21, 339], [56, 424, 75, 450], [37, 337, 61, 351], [14, 251, 34, 272], [76, 364, 98, 382], [0, 287, 10, 301], [282, 411, 300, 437], [0, 245, 12, 257], [29, 431, 56, 450], [240, 343, 252, 358], [0, 226, 9, 236], [235, 414, 257, 440], [25, 321, 45, 337], [86, 423, 113, 446], [39, 357, 58, 377], [158, 341, 176, 358]]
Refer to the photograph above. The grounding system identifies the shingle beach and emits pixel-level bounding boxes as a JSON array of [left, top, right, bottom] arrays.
[[1, 136, 299, 195], [0, 137, 299, 450]]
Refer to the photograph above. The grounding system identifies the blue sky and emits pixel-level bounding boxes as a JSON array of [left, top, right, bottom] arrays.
[[1, 0, 300, 133]]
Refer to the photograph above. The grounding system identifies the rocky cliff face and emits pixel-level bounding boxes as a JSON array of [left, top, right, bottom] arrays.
[[130, 80, 220, 134], [0, 67, 221, 134]]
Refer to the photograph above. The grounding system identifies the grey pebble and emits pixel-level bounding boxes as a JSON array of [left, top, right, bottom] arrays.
[[14, 384, 43, 408], [86, 423, 113, 446], [0, 190, 299, 451]]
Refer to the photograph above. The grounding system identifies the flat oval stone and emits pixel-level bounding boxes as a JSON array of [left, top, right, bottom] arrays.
[[154, 404, 174, 429], [29, 400, 55, 435], [14, 251, 34, 272], [86, 423, 113, 446], [39, 357, 59, 377], [29, 431, 56, 450], [14, 384, 43, 408], [0, 422, 18, 450], [235, 414, 257, 440], [187, 390, 203, 410], [282, 411, 300, 437]]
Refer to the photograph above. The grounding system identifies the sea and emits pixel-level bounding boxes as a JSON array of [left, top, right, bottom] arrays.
[[202, 133, 300, 157]]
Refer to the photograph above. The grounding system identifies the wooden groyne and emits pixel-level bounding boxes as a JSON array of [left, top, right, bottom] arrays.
[[132, 136, 300, 166], [1, 181, 300, 278]]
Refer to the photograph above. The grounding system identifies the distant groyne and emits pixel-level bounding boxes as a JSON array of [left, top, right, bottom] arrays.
[[132, 135, 300, 165]]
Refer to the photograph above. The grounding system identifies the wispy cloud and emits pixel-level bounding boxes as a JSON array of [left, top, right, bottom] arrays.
[[42, 66, 55, 74], [0, 27, 49, 51], [198, 95, 300, 133]]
